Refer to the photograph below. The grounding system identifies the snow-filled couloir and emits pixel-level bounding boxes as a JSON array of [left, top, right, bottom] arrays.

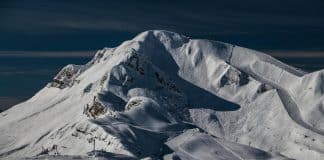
[[0, 30, 323, 160]]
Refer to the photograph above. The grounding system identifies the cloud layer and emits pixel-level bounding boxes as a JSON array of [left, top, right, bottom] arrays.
[[0, 0, 324, 53]]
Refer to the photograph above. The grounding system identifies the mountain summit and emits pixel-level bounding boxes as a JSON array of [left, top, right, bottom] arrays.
[[0, 30, 323, 160]]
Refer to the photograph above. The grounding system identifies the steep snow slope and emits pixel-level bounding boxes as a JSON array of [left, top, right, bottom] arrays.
[[0, 30, 323, 160]]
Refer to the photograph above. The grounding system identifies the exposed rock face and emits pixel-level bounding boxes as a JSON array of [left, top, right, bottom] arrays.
[[50, 64, 84, 89], [0, 30, 323, 160]]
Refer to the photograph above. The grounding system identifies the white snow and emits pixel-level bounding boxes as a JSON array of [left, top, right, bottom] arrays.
[[0, 30, 323, 160]]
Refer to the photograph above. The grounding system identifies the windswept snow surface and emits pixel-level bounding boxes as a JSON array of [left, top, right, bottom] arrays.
[[0, 30, 323, 160]]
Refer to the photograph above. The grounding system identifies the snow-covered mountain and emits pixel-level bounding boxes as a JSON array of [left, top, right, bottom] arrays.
[[0, 30, 323, 160]]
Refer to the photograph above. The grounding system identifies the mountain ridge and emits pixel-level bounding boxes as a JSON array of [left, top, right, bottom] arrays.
[[0, 30, 323, 160]]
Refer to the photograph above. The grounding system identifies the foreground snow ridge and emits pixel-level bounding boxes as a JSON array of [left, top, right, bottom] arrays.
[[0, 30, 323, 160]]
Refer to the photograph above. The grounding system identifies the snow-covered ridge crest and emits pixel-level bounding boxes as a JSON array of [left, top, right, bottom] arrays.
[[0, 30, 323, 160]]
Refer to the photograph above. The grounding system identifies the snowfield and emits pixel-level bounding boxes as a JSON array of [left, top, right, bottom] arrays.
[[0, 30, 323, 160]]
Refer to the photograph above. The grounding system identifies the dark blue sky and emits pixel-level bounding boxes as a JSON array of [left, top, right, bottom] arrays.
[[0, 0, 324, 55]]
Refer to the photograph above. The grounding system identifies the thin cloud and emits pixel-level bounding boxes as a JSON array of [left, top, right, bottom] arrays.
[[266, 51, 324, 58], [0, 51, 96, 57]]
